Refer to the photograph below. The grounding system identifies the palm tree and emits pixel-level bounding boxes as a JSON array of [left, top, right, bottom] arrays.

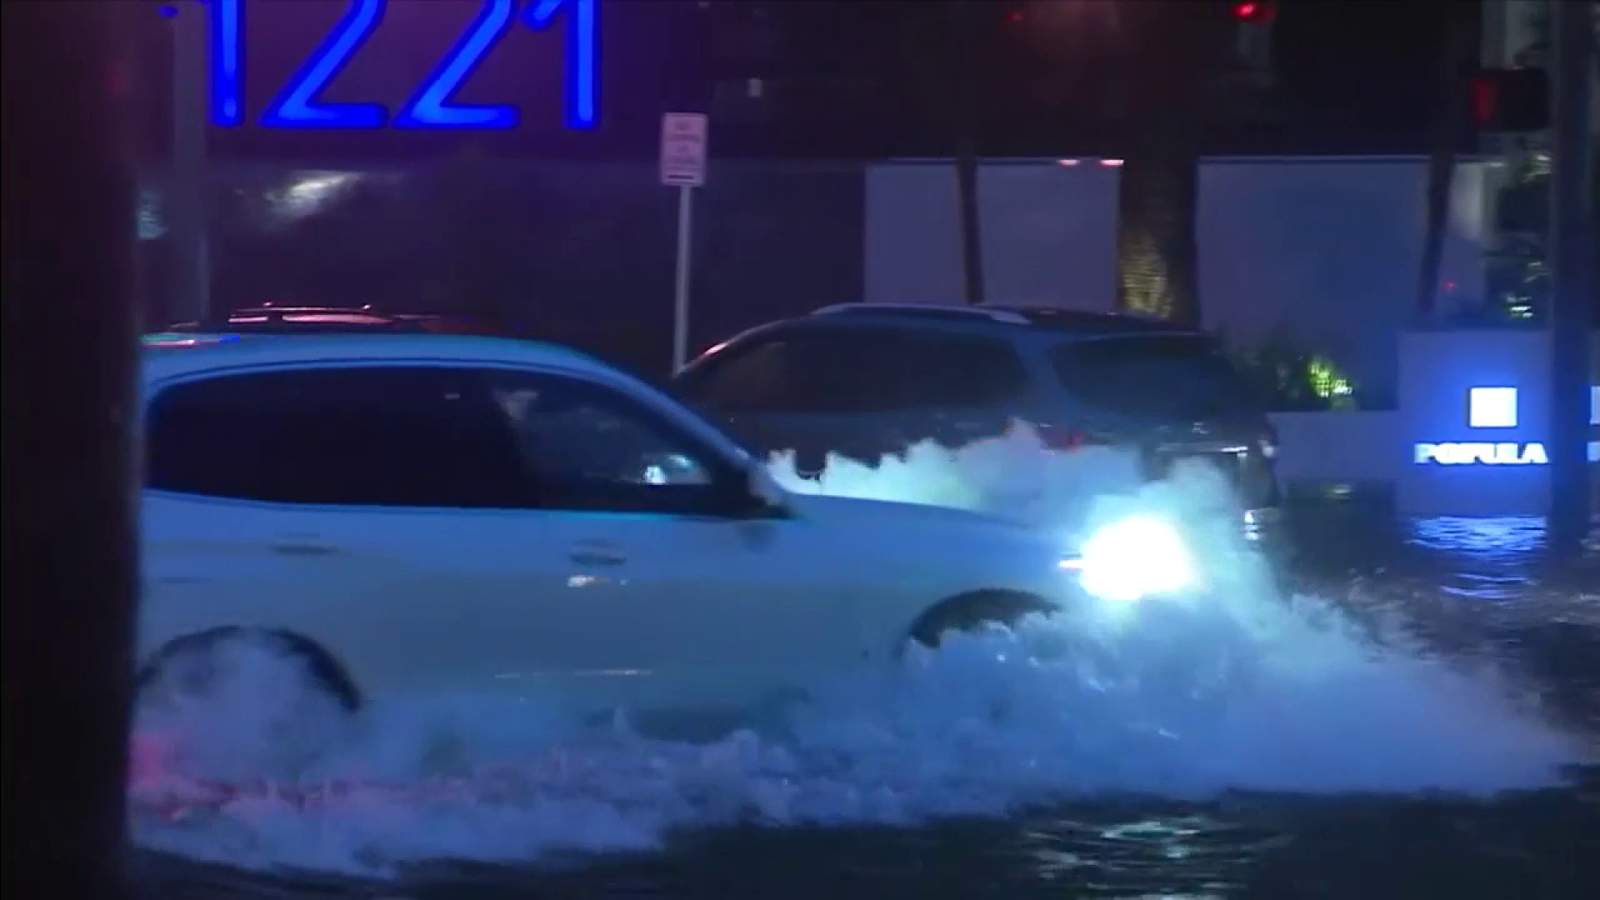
[[1112, 0, 1214, 326], [1415, 3, 1477, 318]]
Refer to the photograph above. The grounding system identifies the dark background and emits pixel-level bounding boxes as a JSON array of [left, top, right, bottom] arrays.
[[129, 0, 1486, 377]]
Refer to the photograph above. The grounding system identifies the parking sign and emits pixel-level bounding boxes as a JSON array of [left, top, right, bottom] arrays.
[[660, 113, 708, 187]]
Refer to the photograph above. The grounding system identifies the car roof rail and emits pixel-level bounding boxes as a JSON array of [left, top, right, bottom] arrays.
[[811, 303, 1032, 325]]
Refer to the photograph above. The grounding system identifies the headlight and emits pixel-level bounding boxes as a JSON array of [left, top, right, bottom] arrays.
[[1061, 515, 1198, 603]]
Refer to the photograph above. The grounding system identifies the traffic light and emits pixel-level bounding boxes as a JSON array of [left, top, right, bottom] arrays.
[[1470, 68, 1550, 132], [1230, 0, 1277, 25]]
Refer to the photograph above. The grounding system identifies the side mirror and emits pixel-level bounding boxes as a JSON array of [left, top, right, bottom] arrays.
[[746, 466, 790, 515]]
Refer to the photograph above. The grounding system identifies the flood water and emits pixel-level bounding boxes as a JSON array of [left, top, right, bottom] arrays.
[[127, 486, 1600, 900]]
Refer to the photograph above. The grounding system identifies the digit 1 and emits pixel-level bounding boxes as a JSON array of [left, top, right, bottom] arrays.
[[524, 0, 600, 130], [209, 0, 244, 126], [261, 0, 387, 129]]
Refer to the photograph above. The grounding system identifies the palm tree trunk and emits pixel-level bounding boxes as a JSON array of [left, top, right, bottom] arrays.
[[953, 0, 984, 304], [1117, 142, 1200, 326], [1416, 5, 1474, 318]]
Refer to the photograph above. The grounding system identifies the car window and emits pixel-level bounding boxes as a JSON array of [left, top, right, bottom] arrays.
[[1050, 336, 1261, 420], [145, 367, 529, 507], [682, 328, 1026, 413], [148, 366, 745, 516], [484, 371, 738, 514], [900, 334, 1028, 408]]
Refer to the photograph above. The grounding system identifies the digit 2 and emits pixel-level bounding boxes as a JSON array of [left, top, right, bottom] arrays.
[[395, 0, 518, 128], [260, 0, 386, 129]]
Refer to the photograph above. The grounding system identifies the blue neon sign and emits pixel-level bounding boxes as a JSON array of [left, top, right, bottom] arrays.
[[208, 0, 243, 125], [1414, 442, 1549, 466], [1414, 384, 1600, 466], [525, 0, 599, 129], [199, 0, 600, 131], [259, 0, 386, 129], [395, 0, 519, 129]]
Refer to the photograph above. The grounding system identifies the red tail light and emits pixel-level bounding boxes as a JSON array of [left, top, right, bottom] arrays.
[[1038, 424, 1107, 452]]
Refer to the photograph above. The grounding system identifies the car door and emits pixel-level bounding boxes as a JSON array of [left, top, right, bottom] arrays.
[[141, 364, 602, 706], [478, 368, 867, 713]]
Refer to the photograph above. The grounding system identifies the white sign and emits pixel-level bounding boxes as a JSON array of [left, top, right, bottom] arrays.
[[1468, 386, 1519, 428], [1414, 441, 1549, 466], [660, 112, 708, 187]]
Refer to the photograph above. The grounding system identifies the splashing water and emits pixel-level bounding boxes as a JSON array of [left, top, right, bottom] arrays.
[[129, 425, 1583, 875], [767, 423, 1148, 537]]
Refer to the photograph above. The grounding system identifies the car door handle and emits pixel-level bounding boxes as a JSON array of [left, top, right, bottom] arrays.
[[269, 540, 341, 557], [569, 543, 627, 567]]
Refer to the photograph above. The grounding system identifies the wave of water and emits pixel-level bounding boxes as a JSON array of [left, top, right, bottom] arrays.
[[128, 426, 1583, 875]]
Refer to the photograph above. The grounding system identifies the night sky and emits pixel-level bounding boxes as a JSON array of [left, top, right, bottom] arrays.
[[132, 0, 1475, 164]]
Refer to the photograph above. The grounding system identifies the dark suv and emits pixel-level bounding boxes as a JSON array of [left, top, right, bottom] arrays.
[[674, 303, 1280, 525]]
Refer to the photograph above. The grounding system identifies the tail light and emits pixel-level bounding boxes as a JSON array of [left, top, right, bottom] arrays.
[[1037, 423, 1109, 452]]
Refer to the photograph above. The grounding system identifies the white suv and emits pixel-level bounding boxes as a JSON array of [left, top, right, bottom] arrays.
[[137, 333, 1090, 743]]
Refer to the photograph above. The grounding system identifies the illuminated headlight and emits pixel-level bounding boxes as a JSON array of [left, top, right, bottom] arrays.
[[1061, 515, 1198, 603]]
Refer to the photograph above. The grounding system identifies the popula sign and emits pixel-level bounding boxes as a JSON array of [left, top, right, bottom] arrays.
[[1414, 442, 1549, 466]]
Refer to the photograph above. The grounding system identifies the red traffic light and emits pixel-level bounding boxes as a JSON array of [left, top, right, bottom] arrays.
[[1231, 0, 1277, 24], [1470, 68, 1550, 132]]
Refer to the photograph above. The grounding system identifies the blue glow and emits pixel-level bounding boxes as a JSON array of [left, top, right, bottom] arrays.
[[142, 332, 242, 348], [395, 0, 518, 129], [1468, 386, 1518, 428], [209, 0, 243, 126], [525, 0, 600, 129], [1414, 442, 1548, 465], [260, 0, 387, 129]]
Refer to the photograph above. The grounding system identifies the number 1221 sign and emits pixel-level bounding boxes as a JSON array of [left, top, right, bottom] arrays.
[[197, 0, 599, 130]]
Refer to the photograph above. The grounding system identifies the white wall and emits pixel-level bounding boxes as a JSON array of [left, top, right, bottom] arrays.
[[1198, 157, 1494, 398], [866, 157, 1495, 403], [864, 160, 1119, 309]]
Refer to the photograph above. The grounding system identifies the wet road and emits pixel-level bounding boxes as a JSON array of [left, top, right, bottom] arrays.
[[130, 495, 1600, 899]]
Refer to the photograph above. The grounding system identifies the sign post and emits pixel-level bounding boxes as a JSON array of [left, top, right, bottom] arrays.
[[1547, 0, 1594, 545], [660, 112, 707, 372]]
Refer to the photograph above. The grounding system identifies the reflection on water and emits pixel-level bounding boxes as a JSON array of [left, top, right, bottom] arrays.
[[1409, 516, 1551, 558], [1412, 516, 1551, 601]]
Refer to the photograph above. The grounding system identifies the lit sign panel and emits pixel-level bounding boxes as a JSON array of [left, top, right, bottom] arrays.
[[1468, 386, 1518, 427], [1415, 385, 1600, 466], [197, 0, 600, 131], [1415, 442, 1548, 465], [1417, 385, 1540, 466]]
